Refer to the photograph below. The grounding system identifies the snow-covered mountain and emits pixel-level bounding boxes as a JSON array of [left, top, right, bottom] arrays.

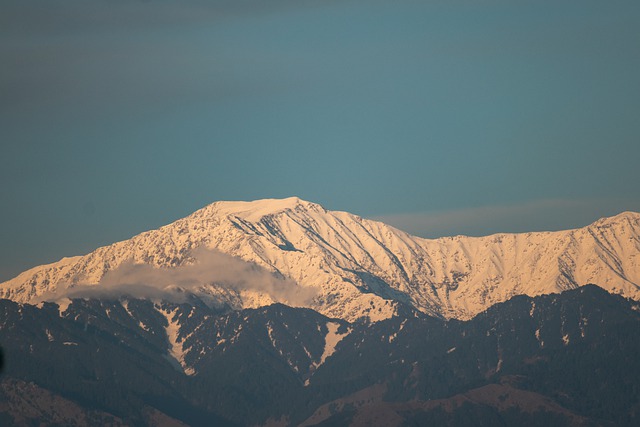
[[1, 197, 639, 320]]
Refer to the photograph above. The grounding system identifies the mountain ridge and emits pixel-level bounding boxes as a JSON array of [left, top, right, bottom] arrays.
[[2, 284, 639, 426], [1, 198, 639, 321]]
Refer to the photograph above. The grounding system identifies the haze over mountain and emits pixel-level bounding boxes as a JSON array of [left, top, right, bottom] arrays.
[[2, 197, 638, 321]]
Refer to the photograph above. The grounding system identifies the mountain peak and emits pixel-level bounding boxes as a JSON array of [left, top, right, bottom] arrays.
[[592, 210, 640, 226], [1, 199, 639, 322], [202, 197, 320, 222]]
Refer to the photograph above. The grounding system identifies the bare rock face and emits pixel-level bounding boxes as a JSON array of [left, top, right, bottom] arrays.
[[1, 197, 639, 321]]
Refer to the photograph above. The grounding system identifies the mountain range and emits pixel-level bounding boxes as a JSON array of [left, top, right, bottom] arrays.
[[1, 285, 639, 426], [1, 198, 640, 426], [1, 197, 639, 320]]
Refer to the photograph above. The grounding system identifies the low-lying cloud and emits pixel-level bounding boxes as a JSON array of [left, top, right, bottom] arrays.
[[45, 248, 317, 307]]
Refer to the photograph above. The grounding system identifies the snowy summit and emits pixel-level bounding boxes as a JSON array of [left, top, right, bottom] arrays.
[[1, 198, 639, 321]]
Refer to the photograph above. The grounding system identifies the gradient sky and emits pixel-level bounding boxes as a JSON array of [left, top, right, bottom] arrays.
[[2, 0, 640, 281]]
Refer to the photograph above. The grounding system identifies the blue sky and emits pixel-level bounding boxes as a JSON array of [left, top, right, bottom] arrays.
[[2, 0, 640, 281]]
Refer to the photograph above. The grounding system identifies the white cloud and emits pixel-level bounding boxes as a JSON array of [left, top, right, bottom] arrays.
[[372, 198, 640, 238], [46, 248, 317, 306]]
